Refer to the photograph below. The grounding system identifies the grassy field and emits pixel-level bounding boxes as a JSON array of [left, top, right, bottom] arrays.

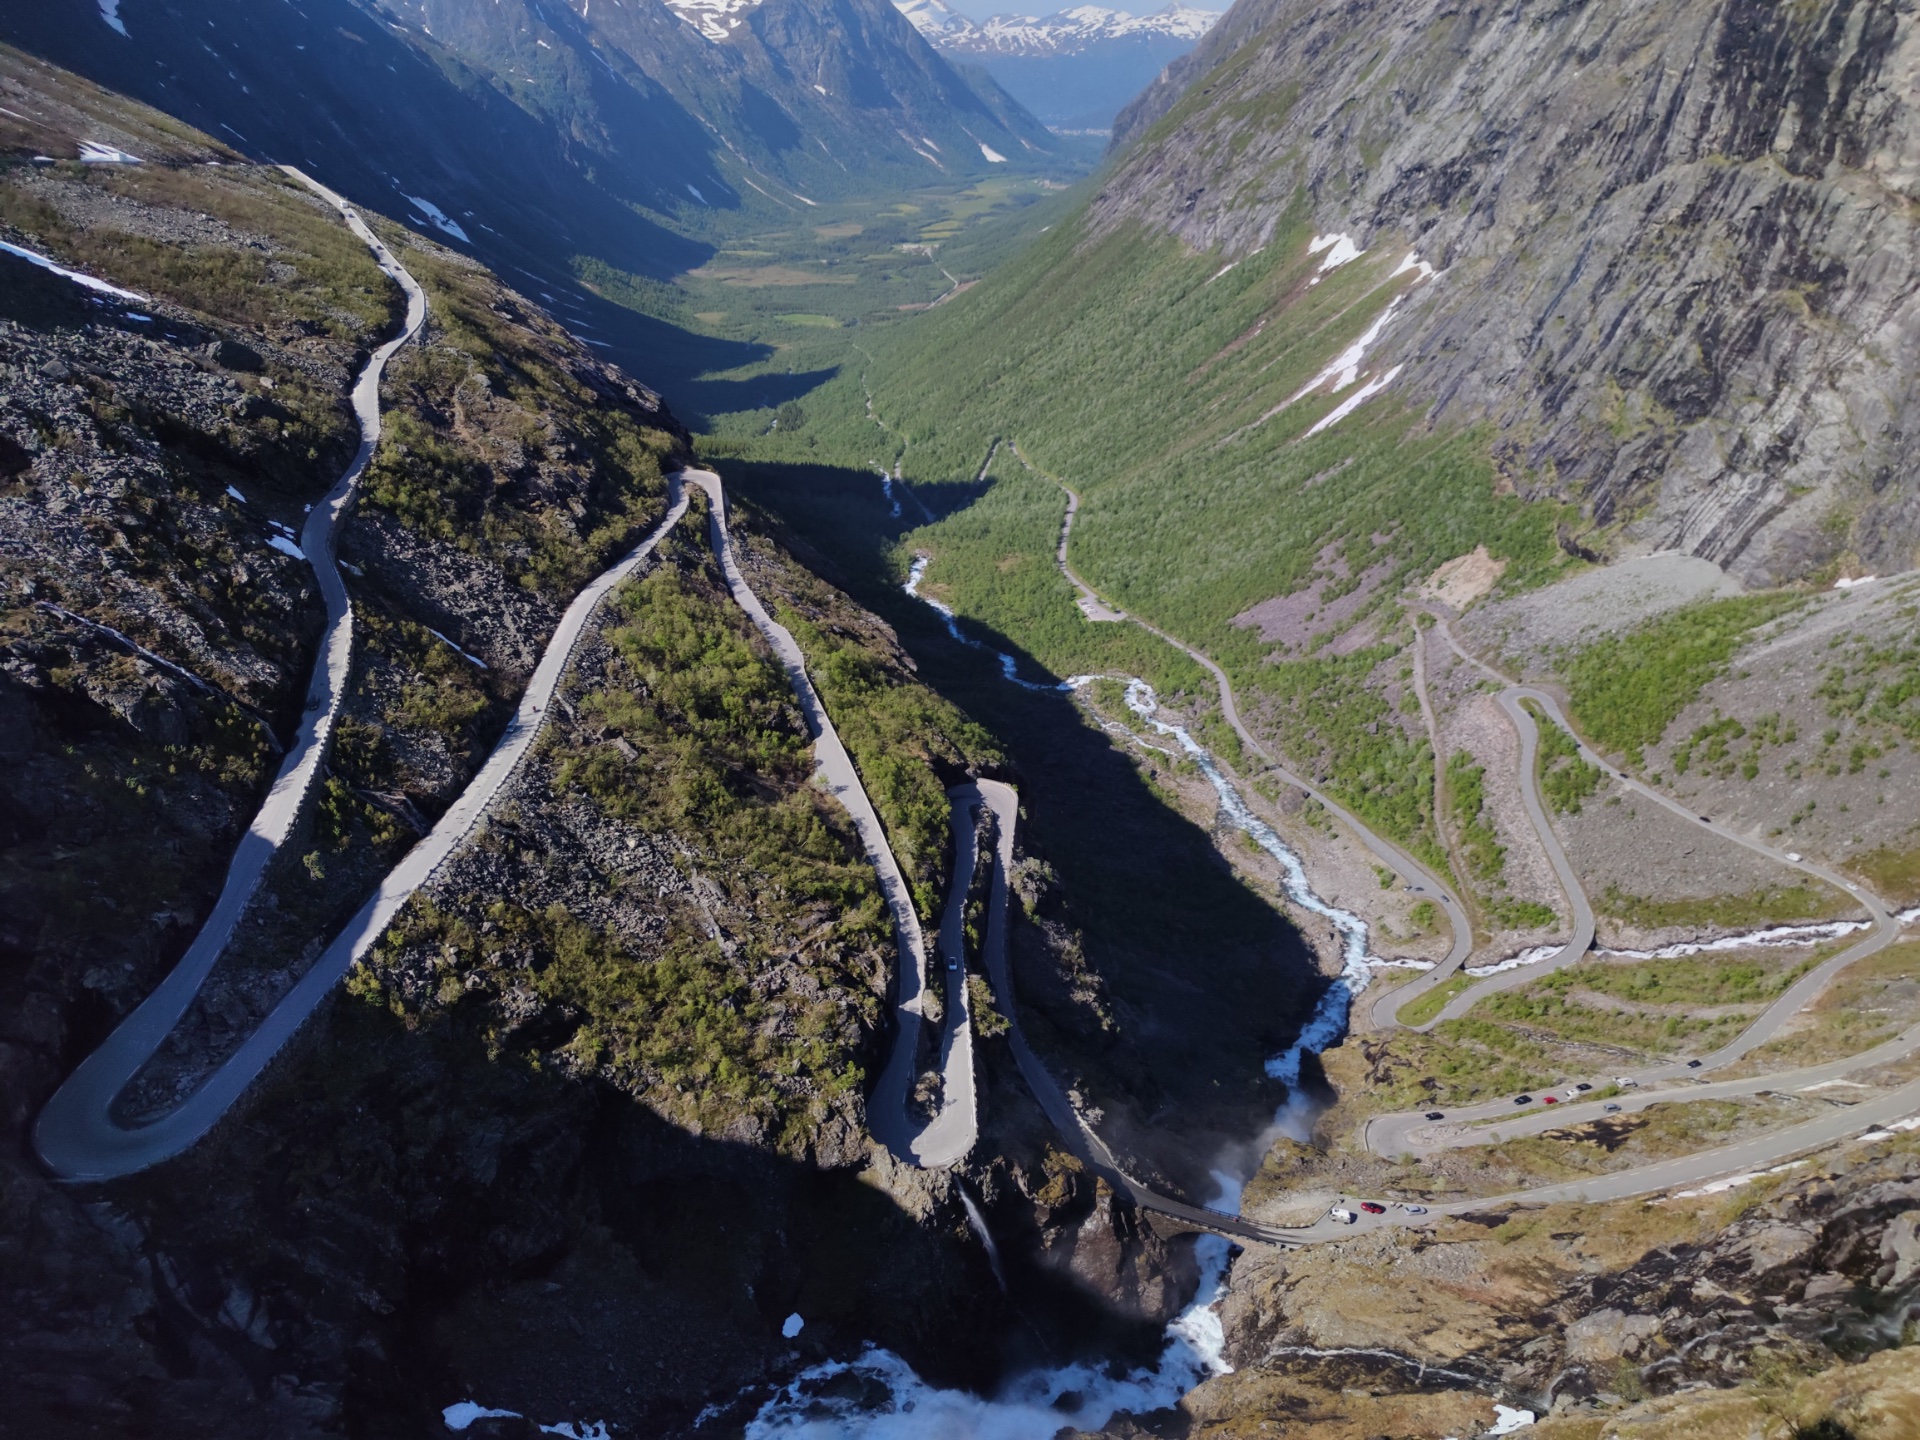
[[1529, 701, 1604, 813], [1726, 938, 1920, 1073], [1561, 594, 1803, 764], [1598, 881, 1855, 930], [696, 208, 1590, 860]]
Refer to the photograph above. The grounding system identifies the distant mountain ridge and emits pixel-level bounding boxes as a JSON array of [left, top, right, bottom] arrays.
[[894, 0, 1219, 55], [891, 0, 1219, 129], [4, 0, 1059, 278]]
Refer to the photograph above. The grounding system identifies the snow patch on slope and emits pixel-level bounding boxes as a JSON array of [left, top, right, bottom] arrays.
[[401, 194, 470, 243], [0, 237, 147, 303]]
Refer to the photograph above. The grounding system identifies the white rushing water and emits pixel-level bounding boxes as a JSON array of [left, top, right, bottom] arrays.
[[905, 556, 1057, 692], [745, 1177, 1237, 1439], [899, 562, 1389, 1141], [734, 556, 1509, 1437], [958, 1186, 1008, 1293]]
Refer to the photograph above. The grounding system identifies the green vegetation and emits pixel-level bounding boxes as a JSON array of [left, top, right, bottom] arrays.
[[1354, 1018, 1561, 1109], [698, 211, 1588, 870], [1397, 973, 1475, 1026], [1476, 1095, 1808, 1181], [968, 974, 1010, 1039], [1529, 701, 1603, 812], [360, 540, 889, 1150], [1814, 625, 1920, 742], [1853, 842, 1920, 905], [1528, 953, 1817, 1007], [1562, 595, 1803, 762], [1445, 749, 1556, 929], [0, 163, 395, 341], [361, 230, 680, 598], [1474, 987, 1754, 1054], [755, 515, 1002, 922], [1599, 881, 1853, 930], [1258, 646, 1445, 864], [1448, 751, 1505, 884], [1730, 939, 1920, 1072]]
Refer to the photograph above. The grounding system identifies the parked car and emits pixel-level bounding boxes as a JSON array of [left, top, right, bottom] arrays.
[[1515, 1095, 1533, 1105], [1424, 1111, 1446, 1121], [1360, 1201, 1387, 1215], [1603, 1103, 1623, 1113], [1616, 1076, 1639, 1087], [1402, 1204, 1429, 1215], [1330, 1208, 1357, 1224]]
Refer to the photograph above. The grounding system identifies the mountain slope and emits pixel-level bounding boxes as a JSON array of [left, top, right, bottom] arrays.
[[0, 50, 1060, 1436], [1097, 0, 1920, 585], [1, 0, 1060, 289]]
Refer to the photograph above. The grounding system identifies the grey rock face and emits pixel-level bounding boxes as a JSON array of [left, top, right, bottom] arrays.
[[1099, 0, 1920, 583]]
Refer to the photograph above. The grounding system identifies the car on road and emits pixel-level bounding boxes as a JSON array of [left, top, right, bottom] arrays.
[[1542, 1095, 1559, 1104], [1402, 1204, 1429, 1215], [1687, 1059, 1703, 1068], [1424, 1111, 1445, 1121], [1699, 815, 1712, 823], [1573, 1082, 1592, 1092], [1603, 1103, 1623, 1113], [1515, 1095, 1533, 1105], [1786, 851, 1803, 863], [1359, 1201, 1386, 1215], [1329, 1208, 1357, 1224], [1616, 1076, 1639, 1087]]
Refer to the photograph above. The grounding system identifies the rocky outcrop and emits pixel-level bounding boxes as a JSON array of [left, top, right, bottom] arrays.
[[1100, 0, 1920, 584], [1193, 1144, 1920, 1433]]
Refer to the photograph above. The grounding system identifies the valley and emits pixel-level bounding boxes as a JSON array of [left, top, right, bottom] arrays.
[[3, 0, 1920, 1437]]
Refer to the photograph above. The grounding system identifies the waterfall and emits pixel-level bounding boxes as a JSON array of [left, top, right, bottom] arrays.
[[958, 1185, 1008, 1293]]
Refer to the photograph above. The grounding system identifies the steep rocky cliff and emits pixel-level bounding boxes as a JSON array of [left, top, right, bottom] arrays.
[[0, 52, 1214, 1437], [1105, 0, 1920, 585], [1179, 1136, 1920, 1439]]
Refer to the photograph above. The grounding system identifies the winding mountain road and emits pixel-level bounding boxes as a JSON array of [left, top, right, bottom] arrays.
[[681, 470, 975, 1169], [1004, 474, 1918, 1237], [960, 780, 1307, 1248], [1015, 443, 1475, 979], [36, 169, 431, 1181], [1355, 615, 1906, 1171], [31, 209, 973, 1181], [1378, 686, 1599, 1032]]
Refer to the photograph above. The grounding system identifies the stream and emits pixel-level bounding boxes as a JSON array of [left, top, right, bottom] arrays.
[[713, 563, 1419, 1437], [905, 554, 1397, 1139]]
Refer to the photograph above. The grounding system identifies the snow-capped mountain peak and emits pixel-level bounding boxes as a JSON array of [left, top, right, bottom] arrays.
[[894, 0, 1221, 55], [664, 0, 760, 43]]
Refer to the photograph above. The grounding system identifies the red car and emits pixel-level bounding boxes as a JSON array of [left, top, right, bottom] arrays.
[[1542, 1095, 1559, 1104], [1359, 1201, 1386, 1215]]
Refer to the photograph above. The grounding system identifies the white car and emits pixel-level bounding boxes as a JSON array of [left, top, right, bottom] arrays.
[[1329, 1208, 1357, 1224], [1615, 1076, 1639, 1087], [1401, 1204, 1429, 1215]]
